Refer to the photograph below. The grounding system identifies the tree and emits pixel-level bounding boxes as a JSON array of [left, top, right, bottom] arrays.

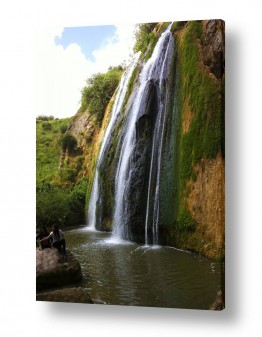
[[80, 67, 122, 124], [133, 23, 157, 53]]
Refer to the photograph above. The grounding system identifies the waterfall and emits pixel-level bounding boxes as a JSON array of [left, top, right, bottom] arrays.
[[112, 24, 174, 244], [87, 53, 141, 229], [145, 26, 174, 245]]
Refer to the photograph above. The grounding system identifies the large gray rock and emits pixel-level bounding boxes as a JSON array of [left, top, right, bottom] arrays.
[[36, 287, 93, 304], [36, 248, 82, 290]]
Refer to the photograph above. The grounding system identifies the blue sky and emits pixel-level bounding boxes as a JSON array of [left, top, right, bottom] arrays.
[[37, 24, 136, 118], [54, 25, 118, 62]]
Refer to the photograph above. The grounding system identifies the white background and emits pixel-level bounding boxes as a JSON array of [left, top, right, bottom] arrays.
[[1, 0, 262, 336]]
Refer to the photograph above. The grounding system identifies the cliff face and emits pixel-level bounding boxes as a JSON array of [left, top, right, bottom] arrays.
[[60, 20, 225, 259], [186, 153, 225, 258], [167, 20, 225, 259], [59, 95, 117, 210]]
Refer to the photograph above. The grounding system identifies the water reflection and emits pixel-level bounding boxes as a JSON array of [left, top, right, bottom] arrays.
[[65, 228, 223, 309]]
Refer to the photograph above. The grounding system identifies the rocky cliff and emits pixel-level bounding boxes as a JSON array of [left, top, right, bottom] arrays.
[[56, 20, 225, 259], [170, 20, 225, 259]]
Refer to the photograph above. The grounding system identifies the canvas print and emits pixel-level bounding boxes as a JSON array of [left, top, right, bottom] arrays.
[[36, 20, 225, 310]]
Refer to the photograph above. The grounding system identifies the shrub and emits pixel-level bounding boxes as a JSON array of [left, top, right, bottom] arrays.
[[60, 134, 77, 153], [42, 122, 52, 130], [59, 167, 77, 182], [80, 67, 122, 125], [36, 178, 88, 227], [36, 115, 54, 121], [60, 124, 68, 134], [133, 23, 157, 53], [75, 155, 84, 171]]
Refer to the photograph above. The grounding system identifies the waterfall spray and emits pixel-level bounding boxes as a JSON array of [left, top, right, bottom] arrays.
[[111, 24, 174, 244], [87, 53, 141, 230]]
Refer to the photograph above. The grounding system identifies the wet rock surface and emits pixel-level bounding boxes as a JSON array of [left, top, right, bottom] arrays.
[[36, 287, 93, 304], [36, 248, 82, 291]]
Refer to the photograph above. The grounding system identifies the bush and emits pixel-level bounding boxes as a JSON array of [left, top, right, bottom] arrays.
[[80, 67, 122, 125], [75, 155, 84, 170], [60, 134, 77, 153], [36, 115, 54, 121], [36, 178, 88, 227], [133, 23, 157, 53], [59, 167, 78, 182], [42, 122, 52, 130], [60, 124, 68, 134]]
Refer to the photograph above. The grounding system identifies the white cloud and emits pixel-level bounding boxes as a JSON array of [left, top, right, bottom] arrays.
[[37, 24, 136, 119]]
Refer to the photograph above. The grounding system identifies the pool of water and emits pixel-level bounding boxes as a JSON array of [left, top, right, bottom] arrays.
[[65, 227, 223, 309]]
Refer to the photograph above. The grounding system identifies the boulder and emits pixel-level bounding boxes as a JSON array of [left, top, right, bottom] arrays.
[[36, 248, 82, 290], [36, 287, 93, 304]]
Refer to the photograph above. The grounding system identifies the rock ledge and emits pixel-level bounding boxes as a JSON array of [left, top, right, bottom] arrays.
[[36, 248, 82, 291], [36, 287, 93, 304]]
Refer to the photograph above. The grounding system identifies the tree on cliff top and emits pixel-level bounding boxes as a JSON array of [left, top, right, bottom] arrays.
[[133, 23, 157, 53], [80, 66, 123, 125]]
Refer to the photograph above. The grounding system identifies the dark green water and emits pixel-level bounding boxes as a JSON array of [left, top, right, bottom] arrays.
[[65, 227, 223, 309]]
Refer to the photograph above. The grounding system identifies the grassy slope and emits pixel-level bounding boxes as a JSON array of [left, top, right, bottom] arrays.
[[36, 118, 71, 184], [36, 117, 88, 227]]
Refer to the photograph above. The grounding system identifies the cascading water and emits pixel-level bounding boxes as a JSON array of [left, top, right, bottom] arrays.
[[87, 53, 141, 230], [144, 27, 174, 245], [112, 24, 174, 244]]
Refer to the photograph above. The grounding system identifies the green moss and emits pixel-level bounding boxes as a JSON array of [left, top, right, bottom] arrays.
[[177, 208, 196, 232], [163, 20, 224, 253], [123, 63, 141, 109], [171, 21, 187, 33], [174, 20, 224, 192], [144, 32, 158, 61]]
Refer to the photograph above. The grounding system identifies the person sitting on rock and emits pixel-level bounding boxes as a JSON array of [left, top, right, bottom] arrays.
[[45, 224, 66, 254], [36, 226, 51, 249]]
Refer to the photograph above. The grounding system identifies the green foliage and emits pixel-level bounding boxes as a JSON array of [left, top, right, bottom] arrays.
[[60, 124, 68, 134], [36, 116, 87, 227], [170, 21, 224, 235], [177, 208, 196, 232], [36, 178, 88, 227], [36, 117, 71, 183], [60, 134, 77, 153], [189, 20, 202, 40], [37, 116, 88, 227], [133, 23, 157, 53], [144, 32, 158, 61], [75, 155, 84, 170], [59, 167, 78, 182], [179, 26, 223, 165], [42, 122, 52, 130], [176, 21, 224, 189], [36, 115, 55, 121], [171, 21, 187, 33], [80, 67, 122, 125]]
